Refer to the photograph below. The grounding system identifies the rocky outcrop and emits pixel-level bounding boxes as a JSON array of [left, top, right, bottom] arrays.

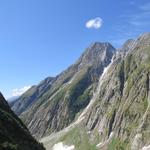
[[0, 92, 45, 150]]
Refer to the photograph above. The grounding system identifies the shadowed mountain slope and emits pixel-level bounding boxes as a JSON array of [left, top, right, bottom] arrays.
[[0, 92, 45, 150]]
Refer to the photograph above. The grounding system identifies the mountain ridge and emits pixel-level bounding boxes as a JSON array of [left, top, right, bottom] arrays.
[[10, 32, 150, 150]]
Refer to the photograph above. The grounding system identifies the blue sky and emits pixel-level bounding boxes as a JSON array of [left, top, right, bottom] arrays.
[[0, 0, 150, 98]]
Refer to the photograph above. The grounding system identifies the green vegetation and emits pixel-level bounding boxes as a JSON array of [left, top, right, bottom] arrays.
[[0, 142, 17, 150], [60, 126, 97, 150], [108, 138, 128, 150], [68, 70, 93, 121], [0, 93, 45, 150]]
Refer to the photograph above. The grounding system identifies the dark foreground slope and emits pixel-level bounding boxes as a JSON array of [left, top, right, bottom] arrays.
[[0, 93, 45, 150]]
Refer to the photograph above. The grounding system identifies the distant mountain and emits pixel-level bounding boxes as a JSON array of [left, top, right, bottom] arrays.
[[8, 96, 19, 108], [0, 92, 45, 150], [11, 33, 150, 150], [7, 96, 19, 102], [11, 77, 54, 115]]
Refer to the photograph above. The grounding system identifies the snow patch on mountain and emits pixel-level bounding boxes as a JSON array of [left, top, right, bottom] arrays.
[[142, 145, 150, 150], [53, 142, 75, 150]]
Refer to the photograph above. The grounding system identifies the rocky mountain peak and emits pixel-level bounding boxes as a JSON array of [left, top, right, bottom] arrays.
[[83, 42, 115, 57], [120, 39, 135, 53], [77, 42, 116, 69]]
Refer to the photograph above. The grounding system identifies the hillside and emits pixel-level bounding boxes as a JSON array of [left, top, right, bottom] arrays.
[[0, 92, 45, 150]]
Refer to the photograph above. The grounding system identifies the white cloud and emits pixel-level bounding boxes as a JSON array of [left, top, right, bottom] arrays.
[[53, 142, 75, 150], [11, 86, 31, 97], [86, 17, 103, 29]]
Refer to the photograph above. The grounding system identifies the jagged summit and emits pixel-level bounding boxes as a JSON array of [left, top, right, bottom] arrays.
[[87, 42, 115, 49], [82, 42, 115, 56], [76, 42, 116, 69]]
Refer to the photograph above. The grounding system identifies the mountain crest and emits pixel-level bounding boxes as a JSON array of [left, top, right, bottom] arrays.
[[76, 42, 116, 69]]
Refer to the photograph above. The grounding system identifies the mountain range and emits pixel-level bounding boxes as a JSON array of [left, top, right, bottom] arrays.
[[7, 33, 150, 150]]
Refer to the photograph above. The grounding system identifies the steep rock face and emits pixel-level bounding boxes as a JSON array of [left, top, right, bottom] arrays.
[[85, 44, 150, 149], [41, 33, 150, 150], [0, 92, 45, 150], [11, 42, 116, 139]]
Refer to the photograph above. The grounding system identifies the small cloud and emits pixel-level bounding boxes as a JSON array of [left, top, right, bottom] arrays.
[[11, 86, 31, 97], [86, 17, 103, 29]]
